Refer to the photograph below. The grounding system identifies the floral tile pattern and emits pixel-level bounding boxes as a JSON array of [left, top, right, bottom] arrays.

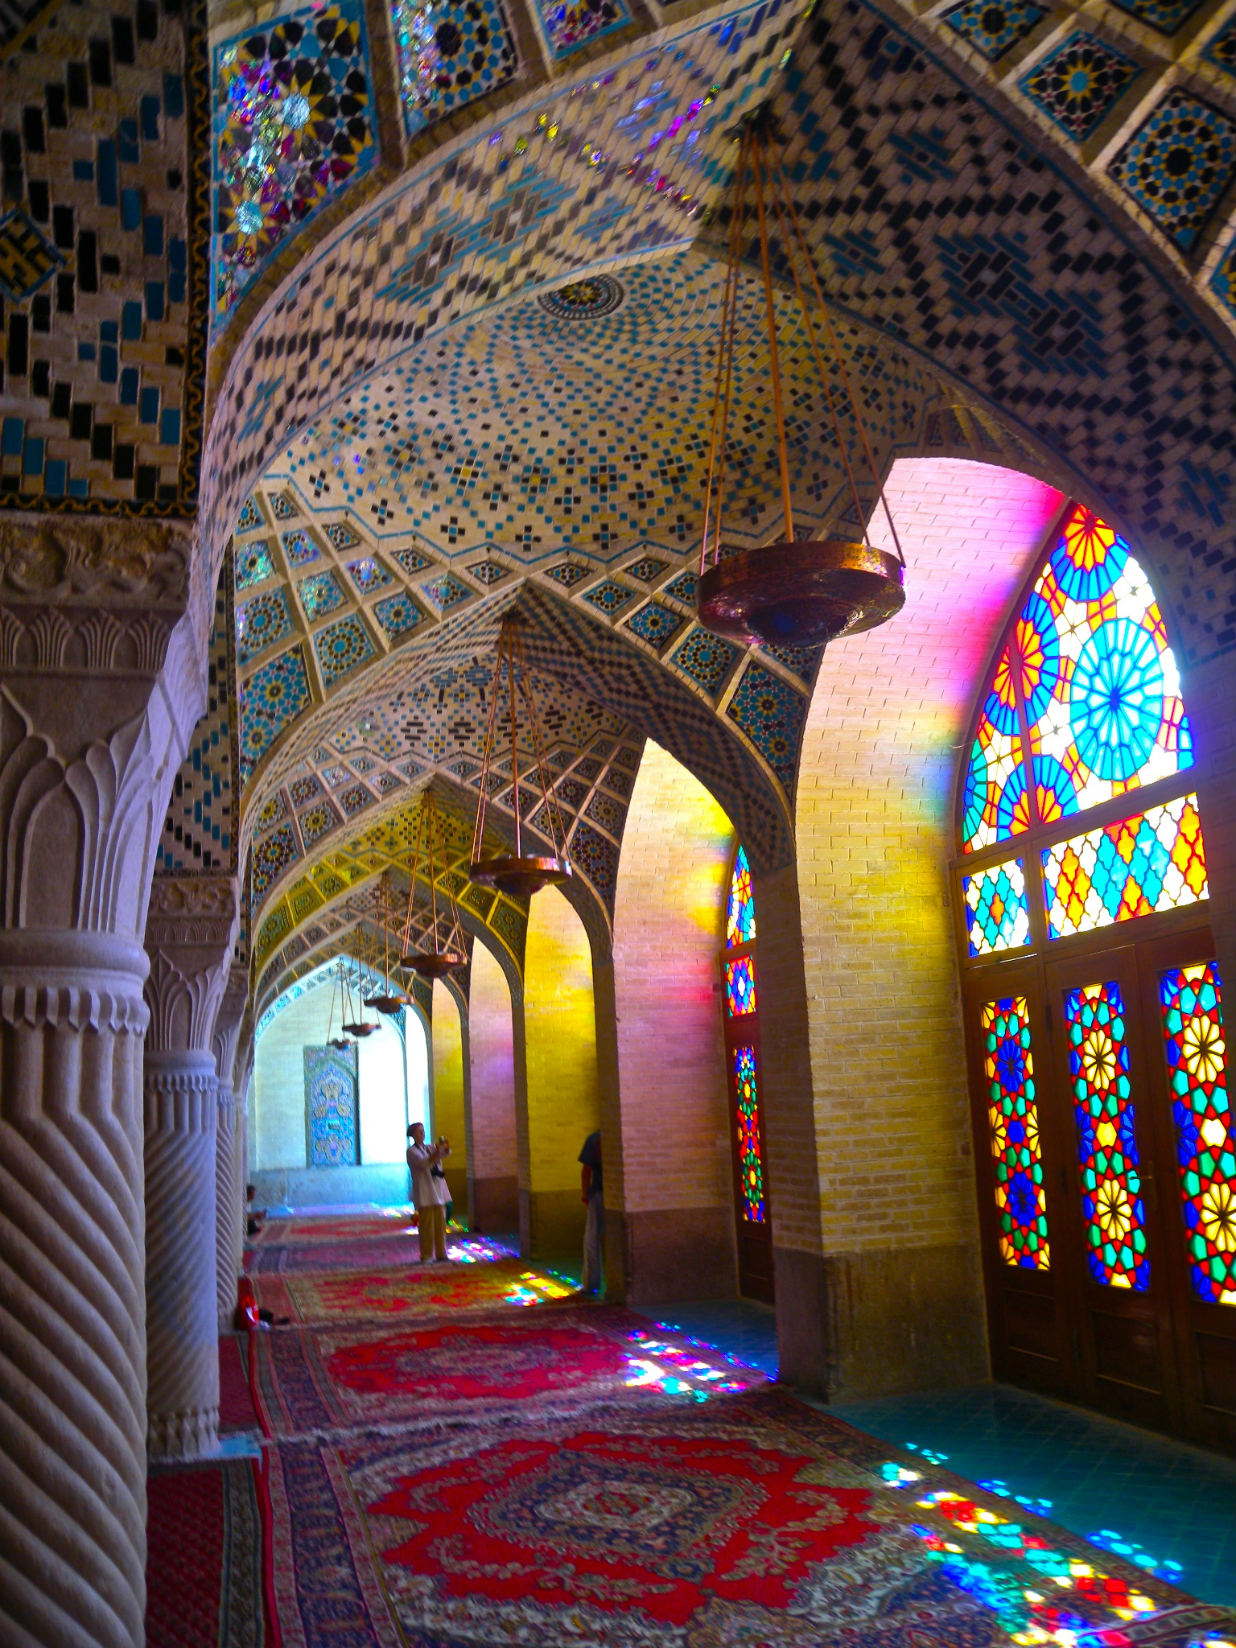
[[237, 588, 295, 665], [393, 0, 517, 139], [290, 774, 324, 806], [537, 0, 631, 59], [325, 520, 362, 550], [1110, 90, 1236, 249], [299, 570, 348, 619], [283, 528, 322, 567], [314, 614, 378, 685], [345, 556, 394, 593], [253, 824, 299, 896], [236, 538, 277, 592], [670, 627, 743, 697], [1020, 33, 1141, 143], [582, 579, 637, 616], [663, 570, 698, 605], [1110, 0, 1205, 36], [1203, 19, 1236, 79], [725, 662, 807, 791], [943, 0, 1045, 63], [623, 600, 685, 651], [374, 591, 427, 638], [212, 2, 377, 316], [625, 554, 669, 582], [239, 647, 312, 784]]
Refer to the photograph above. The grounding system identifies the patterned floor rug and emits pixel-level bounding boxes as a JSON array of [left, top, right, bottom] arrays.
[[265, 1386, 1236, 1648], [251, 1303, 761, 1441], [147, 1457, 266, 1646], [251, 1214, 417, 1245], [254, 1256, 574, 1324], [247, 1235, 423, 1275]]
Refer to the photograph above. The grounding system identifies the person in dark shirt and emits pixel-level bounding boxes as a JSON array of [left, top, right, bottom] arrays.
[[577, 1129, 603, 1296]]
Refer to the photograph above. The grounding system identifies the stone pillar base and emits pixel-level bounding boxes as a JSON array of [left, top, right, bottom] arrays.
[[775, 1241, 989, 1400], [607, 1205, 737, 1304], [518, 1187, 585, 1259]]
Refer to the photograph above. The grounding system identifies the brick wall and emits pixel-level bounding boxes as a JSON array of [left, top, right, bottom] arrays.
[[430, 981, 468, 1202], [524, 886, 600, 1193], [795, 458, 1063, 1256], [610, 740, 734, 1217], [467, 942, 518, 1180]]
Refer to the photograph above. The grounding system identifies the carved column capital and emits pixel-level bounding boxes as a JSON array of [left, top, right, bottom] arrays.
[[144, 874, 240, 1055]]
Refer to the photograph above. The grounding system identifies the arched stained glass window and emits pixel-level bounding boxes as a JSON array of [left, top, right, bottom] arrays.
[[955, 495, 1231, 1444], [721, 846, 773, 1299], [962, 506, 1193, 856]]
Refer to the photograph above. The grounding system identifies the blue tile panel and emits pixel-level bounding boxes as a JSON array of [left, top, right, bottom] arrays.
[[623, 600, 686, 650], [314, 613, 378, 685], [1019, 33, 1141, 143], [725, 661, 807, 791], [158, 588, 237, 871], [1203, 19, 1236, 78], [943, 0, 1045, 63], [1110, 90, 1236, 250], [670, 627, 743, 696], [1109, 0, 1205, 35], [537, 0, 631, 59], [239, 647, 313, 785], [393, 0, 517, 139], [212, 3, 377, 315], [236, 587, 295, 664]]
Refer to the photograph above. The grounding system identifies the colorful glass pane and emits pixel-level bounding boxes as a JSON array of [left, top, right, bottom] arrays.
[[1064, 980, 1149, 1290], [962, 859, 1031, 956], [727, 845, 756, 947], [1024, 507, 1191, 816], [725, 955, 756, 1017], [732, 1045, 766, 1223], [1159, 963, 1234, 1305], [981, 997, 1049, 1269], [961, 646, 1027, 852], [1042, 793, 1208, 939]]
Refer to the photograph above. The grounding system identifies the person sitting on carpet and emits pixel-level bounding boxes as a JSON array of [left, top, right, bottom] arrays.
[[407, 1123, 451, 1263], [245, 1184, 266, 1239]]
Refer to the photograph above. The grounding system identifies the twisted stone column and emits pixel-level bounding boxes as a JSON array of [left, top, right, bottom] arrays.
[[213, 967, 250, 1329], [0, 510, 205, 1646], [144, 874, 239, 1462], [0, 933, 150, 1648]]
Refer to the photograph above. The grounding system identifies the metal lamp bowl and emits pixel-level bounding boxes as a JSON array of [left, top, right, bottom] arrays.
[[364, 992, 412, 1014], [698, 539, 905, 648], [400, 951, 466, 979], [341, 1020, 377, 1038], [467, 855, 573, 898]]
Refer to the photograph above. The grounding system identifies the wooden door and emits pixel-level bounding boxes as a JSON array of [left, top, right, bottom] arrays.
[[1043, 945, 1182, 1433]]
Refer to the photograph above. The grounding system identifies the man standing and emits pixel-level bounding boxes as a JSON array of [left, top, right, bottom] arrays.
[[407, 1122, 451, 1263], [578, 1128, 603, 1296]]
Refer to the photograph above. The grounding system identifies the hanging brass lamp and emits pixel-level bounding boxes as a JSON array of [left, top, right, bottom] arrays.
[[697, 106, 906, 649], [340, 954, 378, 1038], [468, 612, 573, 899], [363, 872, 412, 1014], [325, 959, 350, 1051], [399, 787, 468, 979]]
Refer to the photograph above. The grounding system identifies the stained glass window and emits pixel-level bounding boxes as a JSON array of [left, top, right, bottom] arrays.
[[981, 997, 1050, 1269], [1042, 794, 1208, 939], [1159, 963, 1234, 1305], [1065, 980, 1149, 1290], [962, 859, 1031, 956], [960, 506, 1192, 854], [727, 845, 756, 947], [725, 955, 757, 1017], [732, 1046, 766, 1223]]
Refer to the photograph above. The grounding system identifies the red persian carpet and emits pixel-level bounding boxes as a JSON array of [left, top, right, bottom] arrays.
[[251, 1214, 416, 1245], [147, 1458, 267, 1647], [246, 1235, 423, 1275], [241, 1228, 1236, 1647]]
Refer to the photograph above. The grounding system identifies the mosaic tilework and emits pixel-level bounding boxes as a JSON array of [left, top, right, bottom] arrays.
[[625, 553, 668, 582], [1110, 90, 1236, 250], [943, 0, 1045, 62], [314, 613, 377, 684], [212, 2, 377, 316], [238, 496, 263, 531], [1020, 33, 1141, 143], [1203, 19, 1236, 78], [1211, 236, 1236, 318], [582, 579, 637, 616], [537, 0, 631, 59], [371, 589, 426, 639], [393, 0, 517, 139], [236, 587, 295, 664], [338, 782, 373, 816], [584, 788, 623, 834], [670, 627, 743, 697], [663, 571, 698, 605], [537, 274, 625, 317], [761, 643, 819, 687], [345, 555, 393, 593], [158, 583, 237, 871], [1, 0, 208, 511], [1109, 0, 1205, 35], [422, 572, 472, 609], [253, 824, 299, 896], [239, 646, 313, 785], [289, 774, 323, 805], [236, 538, 277, 591], [623, 600, 685, 651], [283, 527, 321, 566], [270, 490, 297, 520], [468, 560, 509, 586], [298, 569, 347, 618], [725, 662, 807, 793], [548, 562, 590, 587], [324, 519, 361, 550], [568, 819, 620, 901], [257, 792, 288, 828]]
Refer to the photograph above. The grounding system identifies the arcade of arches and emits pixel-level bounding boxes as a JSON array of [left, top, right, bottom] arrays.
[[2, 0, 1235, 1641]]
